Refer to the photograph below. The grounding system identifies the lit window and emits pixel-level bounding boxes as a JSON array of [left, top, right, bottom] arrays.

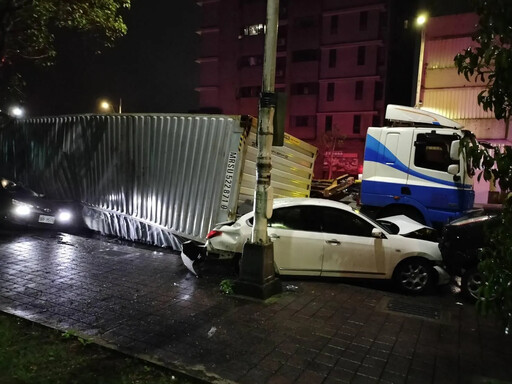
[[241, 23, 266, 37]]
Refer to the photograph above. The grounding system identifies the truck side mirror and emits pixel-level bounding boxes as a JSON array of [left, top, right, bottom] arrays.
[[450, 140, 460, 161], [447, 164, 459, 175]]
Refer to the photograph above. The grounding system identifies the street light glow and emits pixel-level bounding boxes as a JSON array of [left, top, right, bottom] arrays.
[[9, 106, 24, 118], [100, 101, 112, 111], [416, 13, 428, 27]]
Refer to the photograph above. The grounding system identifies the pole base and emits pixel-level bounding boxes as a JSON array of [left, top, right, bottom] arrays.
[[234, 242, 282, 300]]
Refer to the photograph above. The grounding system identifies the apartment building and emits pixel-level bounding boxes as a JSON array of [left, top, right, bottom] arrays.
[[195, 0, 398, 178]]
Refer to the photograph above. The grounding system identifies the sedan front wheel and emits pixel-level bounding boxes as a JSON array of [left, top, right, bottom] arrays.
[[461, 267, 483, 300], [394, 259, 433, 294]]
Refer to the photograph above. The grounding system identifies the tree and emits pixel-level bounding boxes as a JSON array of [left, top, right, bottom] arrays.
[[0, 0, 130, 106], [454, 0, 512, 138], [454, 0, 512, 332]]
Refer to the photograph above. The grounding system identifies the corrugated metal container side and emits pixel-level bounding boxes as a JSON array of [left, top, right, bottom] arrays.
[[0, 114, 252, 248]]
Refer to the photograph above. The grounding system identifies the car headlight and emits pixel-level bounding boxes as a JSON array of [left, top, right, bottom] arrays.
[[12, 199, 33, 216], [57, 210, 73, 223]]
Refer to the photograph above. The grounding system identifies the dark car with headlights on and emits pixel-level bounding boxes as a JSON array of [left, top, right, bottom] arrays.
[[0, 177, 84, 230], [438, 211, 500, 299]]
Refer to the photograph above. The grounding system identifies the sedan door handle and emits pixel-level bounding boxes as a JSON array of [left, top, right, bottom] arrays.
[[326, 239, 341, 245]]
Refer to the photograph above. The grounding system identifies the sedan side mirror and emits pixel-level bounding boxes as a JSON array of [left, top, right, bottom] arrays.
[[447, 164, 459, 175], [371, 228, 385, 239]]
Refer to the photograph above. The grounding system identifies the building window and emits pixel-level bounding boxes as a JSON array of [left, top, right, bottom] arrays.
[[374, 81, 383, 101], [240, 23, 266, 37], [294, 115, 316, 127], [291, 82, 318, 95], [238, 86, 261, 98], [277, 26, 287, 51], [327, 83, 335, 101], [377, 46, 385, 65], [330, 15, 338, 34], [294, 16, 317, 29], [325, 115, 333, 132], [379, 10, 387, 31], [279, 0, 288, 19], [359, 11, 368, 31], [357, 46, 366, 66], [329, 49, 337, 68], [353, 115, 361, 134], [276, 58, 286, 79], [355, 81, 363, 100], [239, 55, 263, 68], [292, 49, 318, 62]]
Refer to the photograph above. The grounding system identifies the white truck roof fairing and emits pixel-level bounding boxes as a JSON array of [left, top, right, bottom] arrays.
[[385, 105, 463, 129]]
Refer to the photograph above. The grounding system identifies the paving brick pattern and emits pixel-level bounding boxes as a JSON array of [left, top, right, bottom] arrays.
[[0, 229, 511, 383]]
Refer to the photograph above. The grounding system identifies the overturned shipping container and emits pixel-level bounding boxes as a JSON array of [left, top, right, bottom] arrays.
[[0, 114, 317, 249]]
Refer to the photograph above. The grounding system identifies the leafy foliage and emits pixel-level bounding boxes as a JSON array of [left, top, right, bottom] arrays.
[[460, 131, 512, 332], [455, 0, 512, 331], [476, 197, 512, 334], [0, 0, 130, 105], [454, 0, 512, 134], [219, 279, 234, 295]]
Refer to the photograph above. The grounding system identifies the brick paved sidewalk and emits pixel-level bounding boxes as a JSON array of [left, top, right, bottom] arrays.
[[0, 229, 511, 383]]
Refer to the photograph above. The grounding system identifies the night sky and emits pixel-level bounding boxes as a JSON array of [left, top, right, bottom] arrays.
[[23, 1, 200, 116], [20, 0, 472, 117]]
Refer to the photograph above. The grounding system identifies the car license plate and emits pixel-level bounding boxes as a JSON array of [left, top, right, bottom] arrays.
[[38, 215, 55, 224]]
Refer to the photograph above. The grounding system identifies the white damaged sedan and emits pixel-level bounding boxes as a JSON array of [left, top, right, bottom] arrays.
[[183, 198, 449, 294]]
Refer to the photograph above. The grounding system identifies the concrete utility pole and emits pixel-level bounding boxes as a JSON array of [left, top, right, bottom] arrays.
[[234, 0, 281, 299]]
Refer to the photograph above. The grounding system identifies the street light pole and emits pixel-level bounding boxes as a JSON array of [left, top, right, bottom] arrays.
[[415, 27, 426, 107], [234, 0, 281, 299], [415, 13, 428, 108]]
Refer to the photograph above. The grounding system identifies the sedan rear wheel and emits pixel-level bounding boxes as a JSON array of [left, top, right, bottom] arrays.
[[395, 259, 433, 294]]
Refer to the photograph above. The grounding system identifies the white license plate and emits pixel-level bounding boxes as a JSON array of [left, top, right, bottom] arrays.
[[38, 215, 55, 224]]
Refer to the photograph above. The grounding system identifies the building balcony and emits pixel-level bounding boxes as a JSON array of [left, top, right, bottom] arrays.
[[321, 2, 385, 15], [196, 26, 220, 35]]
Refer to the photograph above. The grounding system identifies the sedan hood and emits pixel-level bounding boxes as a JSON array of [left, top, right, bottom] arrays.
[[378, 215, 427, 235]]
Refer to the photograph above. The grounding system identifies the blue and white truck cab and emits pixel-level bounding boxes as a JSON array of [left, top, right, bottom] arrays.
[[360, 105, 474, 228]]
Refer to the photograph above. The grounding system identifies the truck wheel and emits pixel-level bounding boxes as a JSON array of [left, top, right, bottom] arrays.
[[379, 205, 425, 224], [394, 259, 433, 294], [461, 267, 483, 300]]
